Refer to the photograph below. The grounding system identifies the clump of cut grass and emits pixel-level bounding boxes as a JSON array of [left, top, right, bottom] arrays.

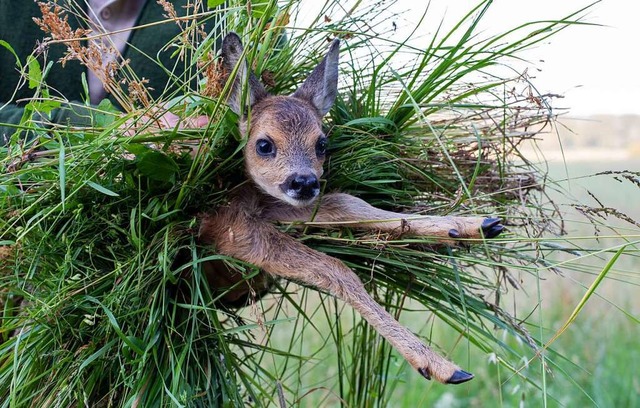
[[2, 0, 628, 406]]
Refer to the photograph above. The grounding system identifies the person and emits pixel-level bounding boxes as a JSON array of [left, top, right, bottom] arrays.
[[0, 0, 220, 146]]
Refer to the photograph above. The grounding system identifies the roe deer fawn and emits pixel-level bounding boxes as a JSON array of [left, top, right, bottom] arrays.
[[198, 33, 504, 384]]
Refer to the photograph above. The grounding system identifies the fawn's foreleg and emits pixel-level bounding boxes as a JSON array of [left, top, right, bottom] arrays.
[[199, 203, 473, 384], [265, 193, 503, 244]]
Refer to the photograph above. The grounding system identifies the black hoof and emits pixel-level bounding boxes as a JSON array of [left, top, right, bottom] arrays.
[[448, 229, 461, 239], [481, 218, 503, 239], [417, 367, 431, 380], [481, 217, 501, 229], [446, 369, 474, 384]]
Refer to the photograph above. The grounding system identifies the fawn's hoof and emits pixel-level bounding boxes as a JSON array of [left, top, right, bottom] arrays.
[[417, 367, 474, 384], [448, 218, 503, 240], [481, 217, 503, 239], [417, 367, 431, 380], [446, 369, 474, 384]]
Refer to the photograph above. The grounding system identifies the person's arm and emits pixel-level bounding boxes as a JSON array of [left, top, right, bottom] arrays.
[[0, 101, 95, 146], [0, 104, 28, 145], [1, 98, 213, 148]]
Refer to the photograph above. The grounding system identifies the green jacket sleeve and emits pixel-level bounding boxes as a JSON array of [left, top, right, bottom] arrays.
[[0, 102, 97, 147], [0, 104, 27, 145]]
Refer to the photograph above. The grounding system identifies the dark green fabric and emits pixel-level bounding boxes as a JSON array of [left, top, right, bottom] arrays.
[[0, 0, 223, 144], [0, 103, 95, 147]]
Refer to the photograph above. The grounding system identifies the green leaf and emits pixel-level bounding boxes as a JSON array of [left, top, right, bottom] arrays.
[[0, 40, 21, 69], [79, 339, 117, 371], [27, 56, 42, 89], [31, 99, 61, 115], [86, 296, 145, 356], [94, 99, 120, 127], [125, 143, 151, 156], [58, 134, 65, 210], [129, 207, 140, 247], [81, 71, 89, 100], [136, 150, 179, 183], [0, 184, 22, 196], [249, 0, 272, 18], [343, 117, 398, 132], [40, 61, 55, 99], [549, 244, 626, 344], [122, 335, 146, 362], [141, 209, 182, 222], [207, 0, 225, 8], [86, 180, 120, 197]]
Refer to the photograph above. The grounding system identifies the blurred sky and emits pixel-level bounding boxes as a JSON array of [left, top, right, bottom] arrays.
[[389, 0, 638, 117], [295, 1, 635, 117]]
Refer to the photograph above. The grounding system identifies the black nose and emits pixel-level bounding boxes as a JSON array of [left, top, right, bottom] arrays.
[[280, 173, 320, 201]]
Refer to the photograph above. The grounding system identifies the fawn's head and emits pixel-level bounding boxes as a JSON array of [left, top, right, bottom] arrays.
[[221, 33, 339, 207]]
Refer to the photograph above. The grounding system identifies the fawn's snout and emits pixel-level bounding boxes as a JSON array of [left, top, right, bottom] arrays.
[[280, 173, 320, 201]]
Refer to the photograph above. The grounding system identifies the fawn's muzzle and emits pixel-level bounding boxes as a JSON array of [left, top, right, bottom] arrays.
[[280, 173, 320, 201]]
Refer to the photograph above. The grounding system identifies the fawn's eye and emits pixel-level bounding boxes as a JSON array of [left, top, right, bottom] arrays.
[[315, 137, 328, 157], [256, 138, 276, 157]]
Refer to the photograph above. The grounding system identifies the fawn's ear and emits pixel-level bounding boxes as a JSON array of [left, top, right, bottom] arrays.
[[292, 39, 340, 117], [221, 33, 268, 115]]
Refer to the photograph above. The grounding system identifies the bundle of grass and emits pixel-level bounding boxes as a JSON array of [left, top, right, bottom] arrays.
[[0, 0, 595, 406]]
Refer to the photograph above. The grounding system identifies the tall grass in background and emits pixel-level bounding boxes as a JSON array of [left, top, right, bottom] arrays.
[[1, 0, 637, 406]]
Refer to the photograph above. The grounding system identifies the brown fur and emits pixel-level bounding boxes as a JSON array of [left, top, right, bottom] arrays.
[[198, 33, 504, 384]]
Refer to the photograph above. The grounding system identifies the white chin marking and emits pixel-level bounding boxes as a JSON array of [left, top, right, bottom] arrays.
[[281, 193, 317, 208], [256, 182, 317, 207]]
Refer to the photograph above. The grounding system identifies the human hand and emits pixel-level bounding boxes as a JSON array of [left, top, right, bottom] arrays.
[[119, 104, 211, 157], [145, 107, 210, 130], [121, 105, 210, 136]]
